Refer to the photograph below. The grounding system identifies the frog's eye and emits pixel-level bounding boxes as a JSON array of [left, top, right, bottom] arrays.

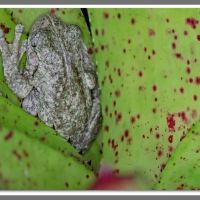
[[30, 32, 40, 48]]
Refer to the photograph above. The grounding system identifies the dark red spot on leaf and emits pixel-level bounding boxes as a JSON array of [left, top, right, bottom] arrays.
[[195, 77, 200, 85], [34, 121, 39, 126], [4, 131, 13, 141], [152, 108, 156, 113], [124, 129, 129, 137], [194, 95, 198, 101], [172, 43, 176, 50], [130, 116, 136, 124], [168, 135, 173, 143], [180, 88, 184, 93], [186, 67, 191, 74], [184, 30, 188, 35], [158, 150, 163, 157], [148, 29, 155, 36], [186, 17, 198, 29], [117, 13, 121, 19], [166, 113, 175, 132], [191, 109, 197, 119], [12, 150, 21, 160], [115, 90, 120, 97], [103, 12, 109, 19], [153, 85, 157, 91], [156, 133, 160, 139], [138, 71, 143, 77], [131, 18, 136, 24], [197, 35, 200, 41]]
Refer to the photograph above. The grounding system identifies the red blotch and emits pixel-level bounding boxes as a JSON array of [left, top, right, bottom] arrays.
[[101, 45, 105, 51], [34, 121, 39, 126], [148, 55, 151, 60], [168, 135, 173, 143], [194, 95, 198, 101], [152, 108, 156, 114], [62, 11, 65, 15], [12, 150, 21, 160], [152, 49, 156, 55], [166, 113, 175, 132], [95, 29, 98, 36], [161, 163, 166, 170], [104, 125, 109, 132], [187, 60, 190, 65], [156, 133, 160, 139], [195, 77, 200, 85], [166, 18, 169, 23], [124, 129, 129, 138], [137, 114, 140, 119], [113, 100, 116, 107], [18, 9, 22, 13], [123, 48, 126, 53], [102, 29, 105, 36], [128, 39, 131, 44], [115, 90, 120, 97], [117, 13, 121, 19], [191, 109, 197, 119], [103, 12, 109, 19], [148, 29, 155, 36], [194, 58, 197, 63], [158, 150, 163, 157], [130, 116, 136, 124], [155, 98, 158, 102], [174, 35, 178, 40], [178, 111, 189, 124], [121, 136, 124, 142], [172, 42, 176, 50], [186, 67, 191, 74], [4, 131, 13, 141], [184, 30, 188, 35], [153, 85, 157, 91], [131, 18, 136, 24], [115, 151, 118, 157], [186, 17, 199, 29], [144, 47, 147, 52], [180, 87, 184, 93], [138, 71, 143, 77]]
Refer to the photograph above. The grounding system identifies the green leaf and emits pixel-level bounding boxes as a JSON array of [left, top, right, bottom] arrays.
[[154, 121, 200, 190], [88, 8, 200, 187]]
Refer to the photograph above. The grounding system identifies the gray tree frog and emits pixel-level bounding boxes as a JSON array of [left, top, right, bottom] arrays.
[[0, 14, 102, 153]]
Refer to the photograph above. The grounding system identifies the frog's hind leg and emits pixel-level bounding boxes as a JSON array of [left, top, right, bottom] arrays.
[[0, 24, 33, 98], [71, 94, 102, 153]]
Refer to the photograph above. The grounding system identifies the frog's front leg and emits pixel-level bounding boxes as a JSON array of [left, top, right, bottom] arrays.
[[0, 24, 33, 98]]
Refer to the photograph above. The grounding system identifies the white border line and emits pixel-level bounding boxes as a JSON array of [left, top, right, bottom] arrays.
[[1, 5, 200, 8]]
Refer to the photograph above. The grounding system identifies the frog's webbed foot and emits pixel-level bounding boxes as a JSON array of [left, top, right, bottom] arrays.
[[0, 24, 33, 98], [71, 96, 102, 153]]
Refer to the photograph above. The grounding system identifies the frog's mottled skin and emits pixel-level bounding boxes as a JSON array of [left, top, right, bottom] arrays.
[[0, 14, 102, 153]]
